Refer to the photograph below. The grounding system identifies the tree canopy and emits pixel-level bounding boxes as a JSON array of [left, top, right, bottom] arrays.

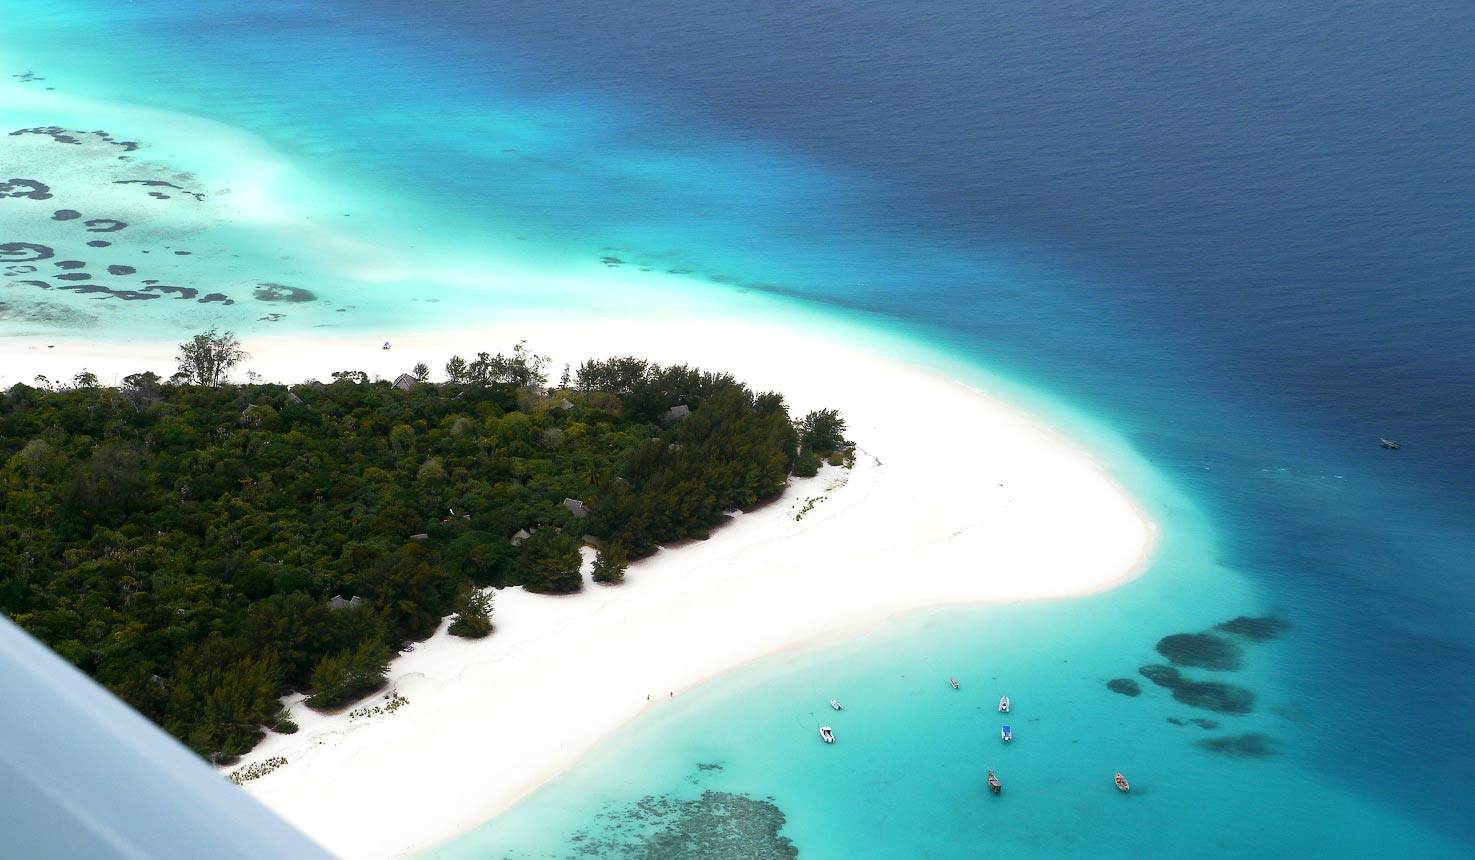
[[174, 328, 249, 387], [0, 346, 837, 764]]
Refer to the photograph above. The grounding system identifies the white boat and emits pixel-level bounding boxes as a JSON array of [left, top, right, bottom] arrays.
[[998, 696, 1010, 713], [950, 677, 960, 689], [1001, 725, 1012, 742], [820, 726, 835, 744], [830, 699, 844, 711]]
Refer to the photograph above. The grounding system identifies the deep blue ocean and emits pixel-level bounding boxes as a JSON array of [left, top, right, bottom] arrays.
[[6, 0, 1474, 856]]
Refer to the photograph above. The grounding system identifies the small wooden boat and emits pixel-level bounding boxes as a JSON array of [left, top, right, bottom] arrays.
[[820, 726, 835, 744], [998, 696, 1010, 713], [1380, 438, 1401, 450], [830, 699, 844, 711], [987, 769, 1002, 794], [1000, 725, 1012, 742], [950, 677, 960, 689], [1115, 772, 1130, 793]]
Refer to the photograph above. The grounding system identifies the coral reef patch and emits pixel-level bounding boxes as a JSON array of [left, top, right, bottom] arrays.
[[1, 178, 53, 200], [10, 126, 139, 152], [1214, 616, 1291, 642], [547, 790, 798, 860], [1, 243, 55, 263], [1198, 732, 1279, 758], [1155, 632, 1244, 671], [1166, 717, 1221, 730], [83, 218, 127, 233], [254, 282, 317, 303], [1138, 664, 1255, 714]]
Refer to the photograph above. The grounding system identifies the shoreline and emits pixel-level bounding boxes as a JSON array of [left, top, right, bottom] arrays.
[[0, 315, 1159, 859]]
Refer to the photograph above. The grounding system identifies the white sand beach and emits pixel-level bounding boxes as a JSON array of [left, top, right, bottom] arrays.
[[0, 316, 1157, 859]]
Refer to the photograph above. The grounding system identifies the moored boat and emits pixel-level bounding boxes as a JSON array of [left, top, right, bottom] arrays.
[[1115, 772, 1130, 793], [950, 677, 960, 689], [830, 699, 844, 711], [1000, 725, 1012, 742], [987, 769, 1002, 794], [998, 696, 1010, 713], [820, 726, 835, 744]]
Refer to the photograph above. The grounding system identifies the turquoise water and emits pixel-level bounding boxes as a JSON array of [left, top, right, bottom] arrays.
[[5, 1, 1474, 856], [423, 459, 1463, 859], [427, 582, 1460, 859]]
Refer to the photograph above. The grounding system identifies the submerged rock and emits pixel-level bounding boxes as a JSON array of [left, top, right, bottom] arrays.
[[1107, 678, 1142, 697], [1214, 616, 1291, 642], [1155, 632, 1243, 670], [1199, 732, 1278, 758]]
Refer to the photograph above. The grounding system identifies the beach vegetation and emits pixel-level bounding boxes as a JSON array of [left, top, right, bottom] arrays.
[[792, 451, 822, 478], [794, 495, 825, 521], [519, 528, 583, 594], [348, 691, 410, 721], [0, 340, 840, 761], [448, 585, 494, 637], [306, 639, 391, 709], [445, 340, 551, 388], [444, 354, 469, 383], [227, 755, 288, 785], [798, 408, 848, 456], [591, 541, 629, 584], [174, 327, 248, 387]]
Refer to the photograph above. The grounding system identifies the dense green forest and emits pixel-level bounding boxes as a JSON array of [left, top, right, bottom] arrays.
[[0, 338, 847, 763]]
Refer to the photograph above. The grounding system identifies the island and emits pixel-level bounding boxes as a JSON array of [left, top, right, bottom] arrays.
[[1, 315, 1155, 860], [0, 330, 852, 765]]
